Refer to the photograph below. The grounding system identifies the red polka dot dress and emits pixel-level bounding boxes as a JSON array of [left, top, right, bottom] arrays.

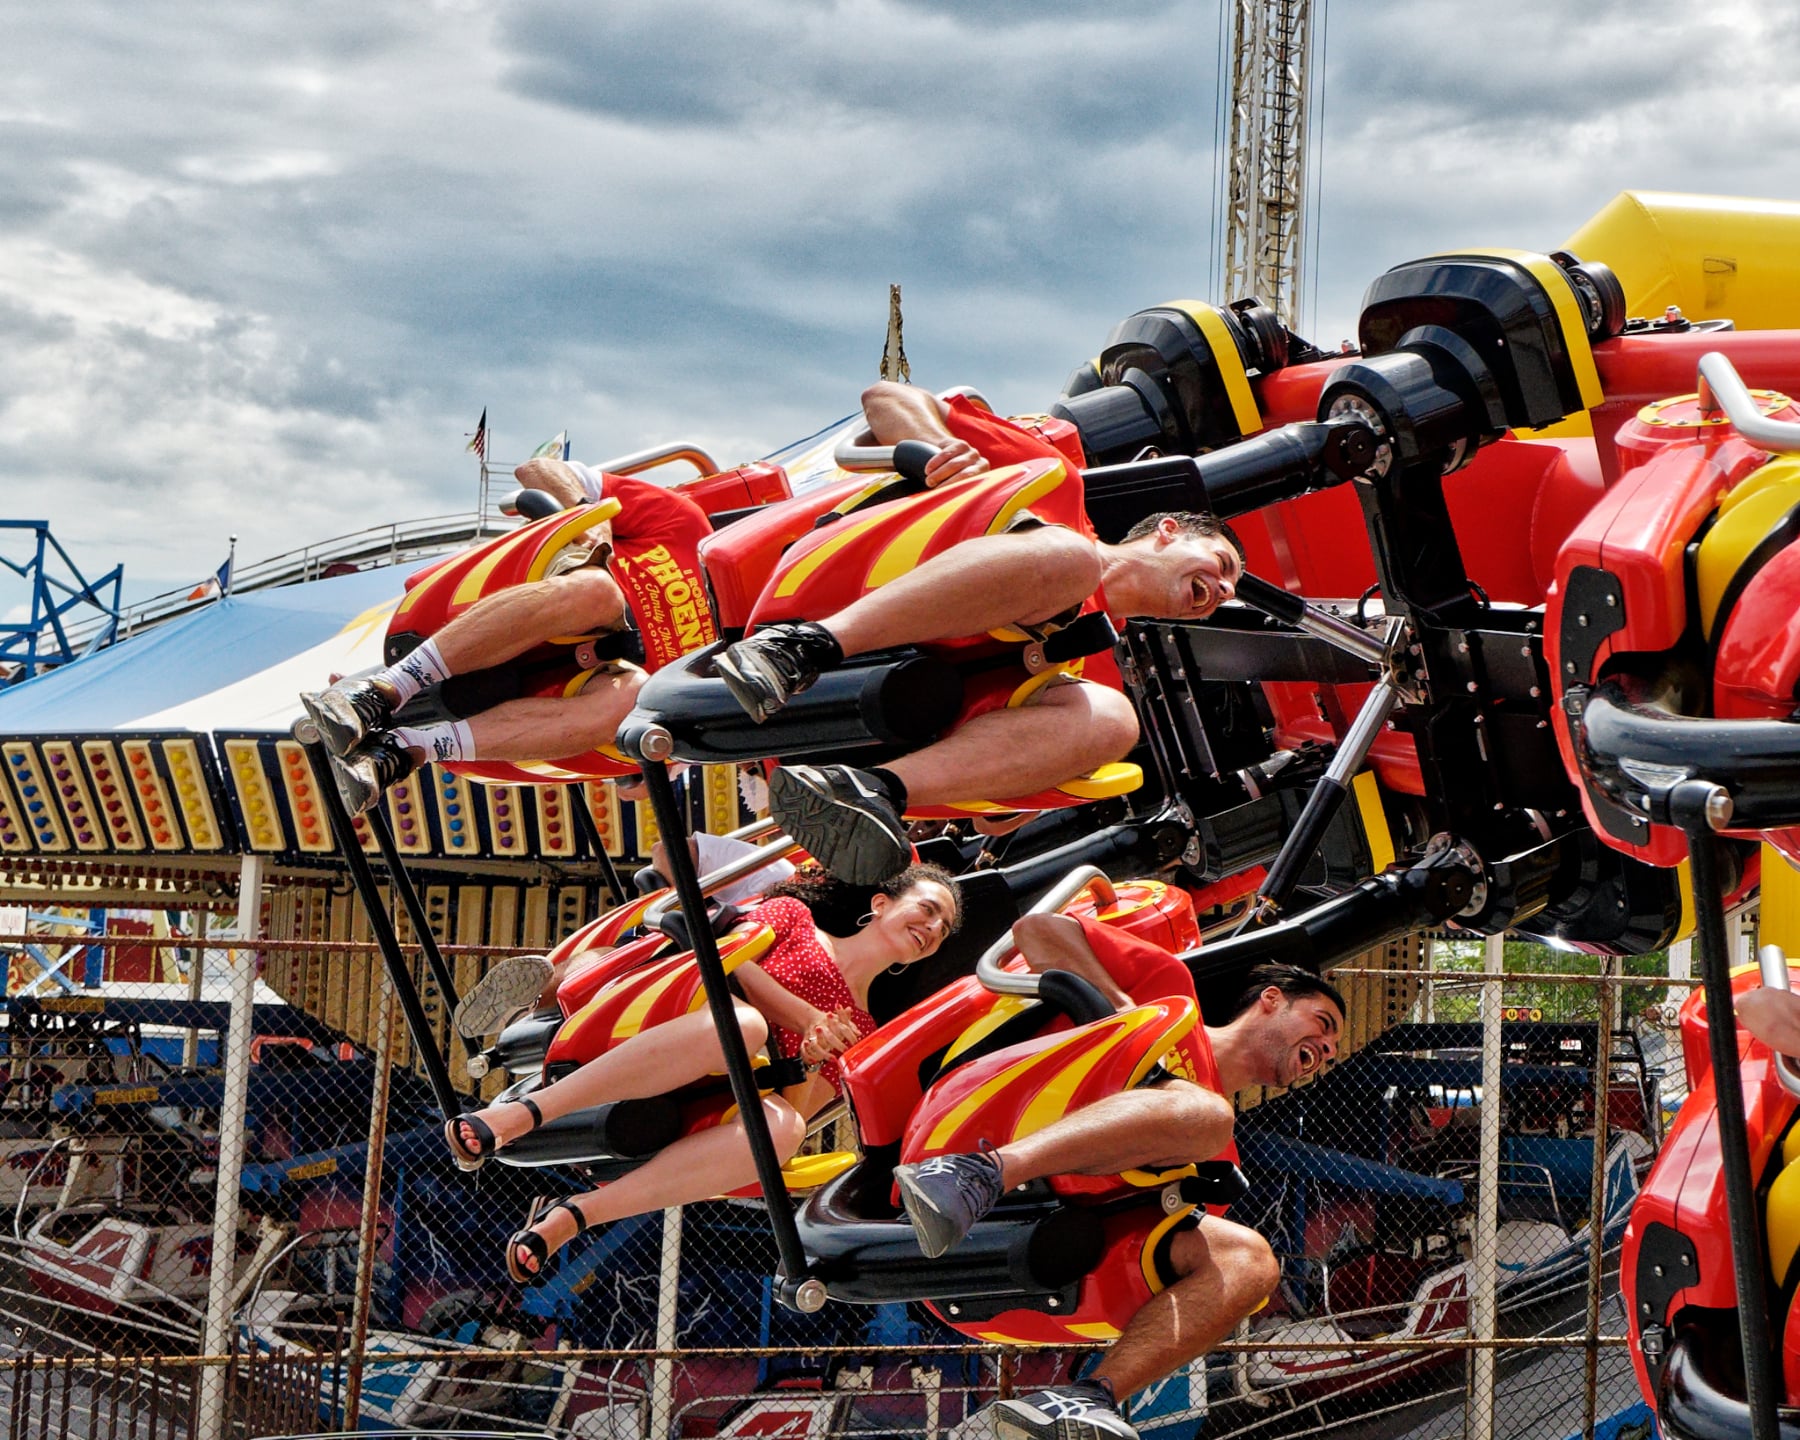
[[747, 896, 876, 1094]]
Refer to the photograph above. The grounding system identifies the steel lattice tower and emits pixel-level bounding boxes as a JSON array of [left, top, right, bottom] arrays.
[[1221, 0, 1316, 331]]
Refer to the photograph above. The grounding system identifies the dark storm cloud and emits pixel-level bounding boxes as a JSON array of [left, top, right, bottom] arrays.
[[499, 0, 1216, 146]]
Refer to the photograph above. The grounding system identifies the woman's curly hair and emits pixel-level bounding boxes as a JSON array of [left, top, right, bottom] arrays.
[[763, 861, 964, 938]]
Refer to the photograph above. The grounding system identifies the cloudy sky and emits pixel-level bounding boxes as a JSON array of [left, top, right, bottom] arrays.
[[3, 0, 1796, 601]]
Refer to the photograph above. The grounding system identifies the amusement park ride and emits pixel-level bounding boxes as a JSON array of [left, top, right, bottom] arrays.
[[295, 194, 1800, 1440]]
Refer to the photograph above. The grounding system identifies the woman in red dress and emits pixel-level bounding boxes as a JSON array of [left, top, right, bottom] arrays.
[[446, 861, 961, 1281]]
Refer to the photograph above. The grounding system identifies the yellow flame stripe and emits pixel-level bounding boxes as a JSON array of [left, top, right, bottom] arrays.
[[522, 498, 624, 585], [1067, 1322, 1122, 1341], [1017, 1010, 1160, 1136], [925, 1023, 1112, 1150], [866, 468, 1038, 591], [985, 462, 1071, 536], [941, 994, 1036, 1065], [773, 511, 893, 599], [613, 962, 691, 1040]]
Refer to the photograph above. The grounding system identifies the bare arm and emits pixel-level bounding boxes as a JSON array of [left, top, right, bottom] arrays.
[[1738, 987, 1800, 1056], [860, 381, 989, 487], [734, 960, 862, 1053], [513, 458, 590, 508], [1011, 911, 1135, 1011]]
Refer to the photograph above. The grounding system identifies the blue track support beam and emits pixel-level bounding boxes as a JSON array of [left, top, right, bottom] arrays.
[[0, 519, 124, 680]]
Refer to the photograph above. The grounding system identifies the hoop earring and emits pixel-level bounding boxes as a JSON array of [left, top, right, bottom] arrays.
[[886, 962, 909, 976], [857, 911, 875, 929]]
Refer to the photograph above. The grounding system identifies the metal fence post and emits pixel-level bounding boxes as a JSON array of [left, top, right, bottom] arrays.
[[344, 975, 398, 1431], [1581, 958, 1616, 1440], [1467, 933, 1504, 1440], [197, 852, 265, 1440], [651, 1207, 684, 1440]]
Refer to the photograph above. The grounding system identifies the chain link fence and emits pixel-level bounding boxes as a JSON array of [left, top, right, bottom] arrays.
[[0, 881, 1731, 1440]]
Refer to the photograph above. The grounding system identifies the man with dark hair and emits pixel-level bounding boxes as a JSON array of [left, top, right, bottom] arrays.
[[718, 381, 1244, 884], [894, 911, 1341, 1440]]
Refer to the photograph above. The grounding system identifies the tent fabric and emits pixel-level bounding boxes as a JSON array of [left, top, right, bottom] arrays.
[[0, 562, 433, 735]]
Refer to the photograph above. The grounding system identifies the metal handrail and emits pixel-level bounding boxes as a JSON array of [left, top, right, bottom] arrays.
[[59, 510, 509, 647], [1698, 352, 1800, 454], [975, 865, 1117, 997], [641, 820, 797, 929], [1758, 945, 1800, 1100]]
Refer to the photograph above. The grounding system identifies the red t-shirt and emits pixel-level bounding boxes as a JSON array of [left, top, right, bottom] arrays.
[[1075, 915, 1235, 1162], [747, 896, 876, 1095], [941, 397, 1123, 631], [942, 395, 1087, 474], [591, 470, 719, 672]]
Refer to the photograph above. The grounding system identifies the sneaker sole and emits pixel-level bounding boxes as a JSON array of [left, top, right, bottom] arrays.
[[454, 956, 555, 1038], [769, 768, 908, 886], [993, 1400, 1137, 1440], [892, 1167, 970, 1259], [713, 651, 778, 724], [300, 689, 375, 758], [326, 752, 383, 817]]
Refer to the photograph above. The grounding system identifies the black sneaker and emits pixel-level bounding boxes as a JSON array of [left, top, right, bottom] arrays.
[[769, 764, 909, 885], [300, 677, 396, 757], [893, 1150, 1006, 1258], [454, 955, 555, 1038], [715, 622, 843, 723], [993, 1382, 1138, 1440], [329, 733, 418, 815]]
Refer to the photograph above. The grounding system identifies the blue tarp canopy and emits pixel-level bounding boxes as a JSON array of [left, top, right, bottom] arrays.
[[0, 563, 426, 734]]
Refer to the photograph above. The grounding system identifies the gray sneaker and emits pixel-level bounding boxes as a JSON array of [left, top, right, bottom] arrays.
[[893, 1150, 1005, 1259], [329, 733, 418, 816], [769, 763, 910, 885], [715, 621, 842, 723], [299, 677, 396, 757], [454, 956, 555, 1038], [992, 1382, 1138, 1440]]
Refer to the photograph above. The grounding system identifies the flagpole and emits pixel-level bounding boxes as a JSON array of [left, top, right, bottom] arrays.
[[226, 535, 237, 597]]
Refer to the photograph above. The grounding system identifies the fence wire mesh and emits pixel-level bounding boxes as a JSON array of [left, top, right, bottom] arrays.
[[0, 880, 1728, 1440]]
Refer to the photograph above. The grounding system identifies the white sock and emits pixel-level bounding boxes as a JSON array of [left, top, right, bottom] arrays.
[[392, 720, 475, 764], [376, 639, 451, 706]]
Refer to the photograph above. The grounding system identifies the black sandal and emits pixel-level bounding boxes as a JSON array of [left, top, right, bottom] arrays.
[[445, 1096, 543, 1172], [507, 1198, 588, 1285]]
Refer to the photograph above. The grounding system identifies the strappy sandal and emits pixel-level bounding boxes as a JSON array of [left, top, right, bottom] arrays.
[[507, 1197, 588, 1285], [444, 1095, 543, 1172]]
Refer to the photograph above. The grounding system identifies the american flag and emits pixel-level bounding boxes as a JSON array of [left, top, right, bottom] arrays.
[[466, 407, 488, 460]]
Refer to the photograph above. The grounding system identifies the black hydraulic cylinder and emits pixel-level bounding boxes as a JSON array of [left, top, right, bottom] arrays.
[[1082, 416, 1377, 539], [1674, 781, 1778, 1440], [1186, 862, 1474, 984], [306, 737, 462, 1121], [624, 643, 962, 766]]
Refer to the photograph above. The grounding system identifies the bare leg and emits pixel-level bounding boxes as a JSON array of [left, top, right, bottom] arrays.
[[991, 1080, 1234, 1188], [517, 1097, 808, 1266], [461, 1002, 769, 1151], [825, 529, 1099, 656], [432, 568, 626, 675], [1090, 1216, 1280, 1397], [462, 666, 645, 760], [887, 681, 1139, 806]]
